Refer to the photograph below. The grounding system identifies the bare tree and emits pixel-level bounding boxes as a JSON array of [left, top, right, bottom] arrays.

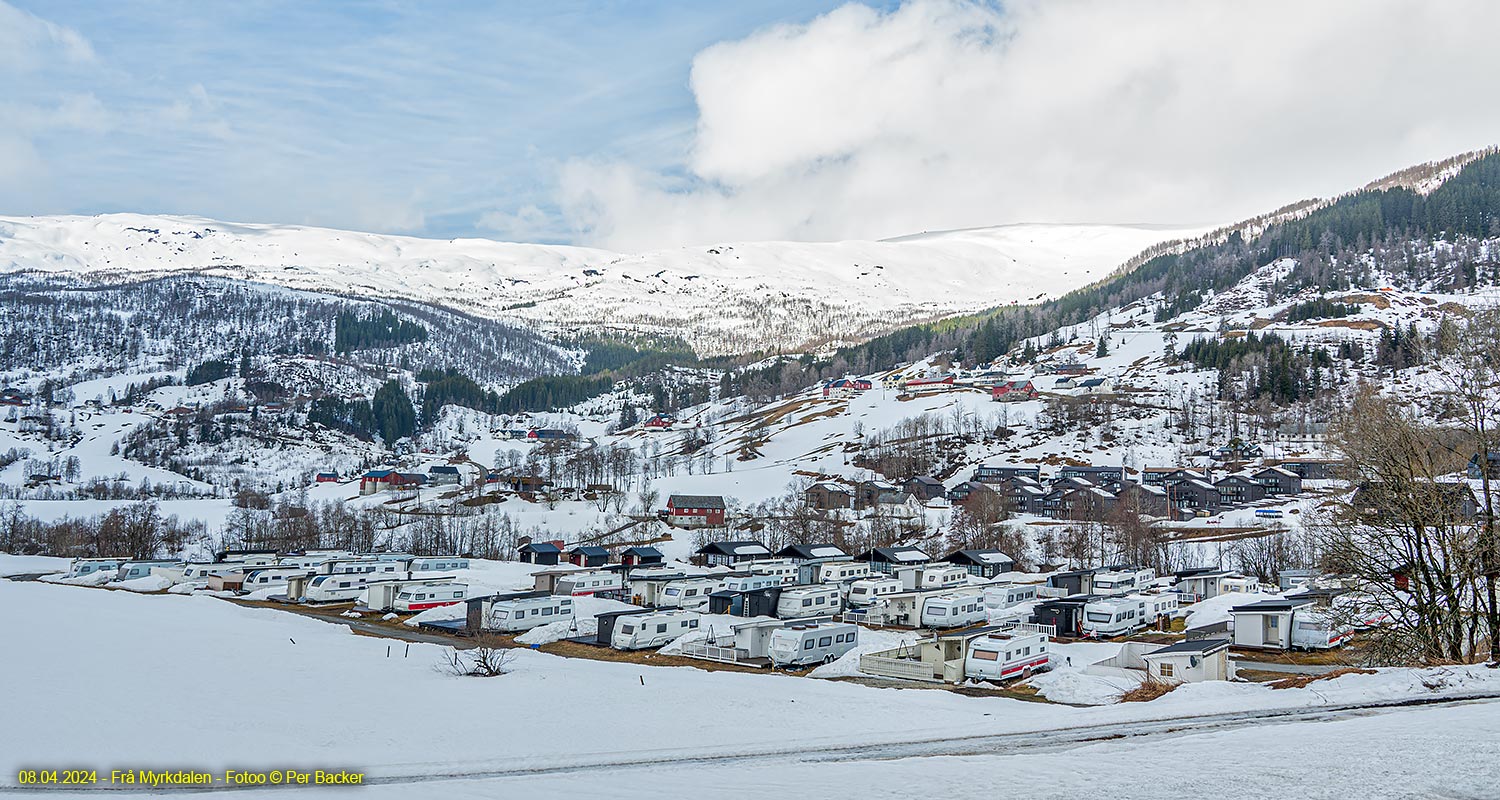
[[438, 638, 518, 677]]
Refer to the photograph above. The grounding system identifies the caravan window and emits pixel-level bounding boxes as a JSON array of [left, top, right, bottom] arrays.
[[1087, 612, 1111, 623], [620, 624, 634, 634], [657, 624, 668, 633], [688, 619, 699, 628], [804, 640, 815, 650], [802, 599, 812, 607], [665, 588, 680, 596], [818, 636, 832, 647], [973, 650, 998, 661]]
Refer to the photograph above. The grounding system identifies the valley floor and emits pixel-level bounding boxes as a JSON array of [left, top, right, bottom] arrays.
[[3, 575, 1498, 799]]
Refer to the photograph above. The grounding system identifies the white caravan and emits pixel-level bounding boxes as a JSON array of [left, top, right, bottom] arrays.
[[747, 559, 800, 585], [721, 574, 783, 593], [847, 577, 904, 607], [242, 567, 315, 590], [898, 564, 969, 592], [656, 578, 723, 610], [1081, 593, 1172, 637], [393, 583, 468, 612], [768, 622, 859, 667], [485, 595, 575, 633], [408, 556, 470, 572], [319, 559, 402, 576], [982, 583, 1038, 611], [920, 593, 987, 628], [812, 561, 872, 584], [114, 560, 179, 581], [776, 585, 843, 619], [611, 610, 701, 650], [1091, 569, 1155, 595], [553, 571, 623, 596], [305, 573, 380, 603], [66, 558, 124, 578], [964, 630, 1051, 681]]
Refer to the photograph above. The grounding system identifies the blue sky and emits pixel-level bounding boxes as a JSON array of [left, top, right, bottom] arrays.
[[4, 1, 1497, 250], [1, 1, 885, 241]]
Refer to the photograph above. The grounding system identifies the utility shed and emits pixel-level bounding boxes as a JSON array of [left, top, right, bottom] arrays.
[[1140, 638, 1234, 683]]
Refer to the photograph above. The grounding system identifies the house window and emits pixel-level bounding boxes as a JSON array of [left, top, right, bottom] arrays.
[[1160, 663, 1175, 678]]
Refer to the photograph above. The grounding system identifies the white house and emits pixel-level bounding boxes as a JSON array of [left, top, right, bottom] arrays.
[[1140, 638, 1234, 683]]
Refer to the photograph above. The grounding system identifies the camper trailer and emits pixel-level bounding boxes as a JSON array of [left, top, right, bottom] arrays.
[[611, 610, 701, 650], [897, 564, 970, 592], [114, 560, 178, 581], [847, 577, 903, 607], [319, 559, 402, 577], [656, 578, 723, 610], [484, 594, 575, 633], [1081, 593, 1172, 637], [553, 570, 623, 596], [1290, 608, 1351, 650], [278, 554, 336, 570], [963, 629, 1051, 681], [1091, 568, 1155, 595], [721, 574, 783, 593], [304, 573, 381, 603], [393, 583, 468, 612], [768, 622, 859, 666], [776, 585, 843, 619], [920, 593, 987, 628], [372, 552, 415, 563], [982, 583, 1038, 611], [182, 562, 254, 581], [747, 559, 800, 585], [408, 556, 470, 572], [812, 561, 872, 584], [242, 567, 315, 590]]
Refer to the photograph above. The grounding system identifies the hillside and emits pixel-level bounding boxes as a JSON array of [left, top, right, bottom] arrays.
[[0, 215, 1208, 356]]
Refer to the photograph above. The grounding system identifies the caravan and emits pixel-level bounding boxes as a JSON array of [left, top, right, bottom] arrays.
[[319, 559, 402, 577], [408, 556, 470, 572], [182, 562, 252, 581], [657, 578, 723, 610], [305, 574, 380, 603], [920, 593, 987, 628], [1081, 593, 1173, 637], [847, 577, 903, 607], [812, 561, 872, 584], [1091, 569, 1155, 595], [242, 567, 314, 590], [768, 622, 859, 666], [776, 585, 843, 619], [897, 564, 969, 591], [963, 630, 1051, 681], [747, 559, 800, 585], [553, 571, 623, 596], [66, 558, 125, 578], [393, 583, 468, 612], [1290, 608, 1351, 650], [484, 594, 575, 633], [114, 560, 178, 581], [611, 610, 701, 650], [982, 583, 1038, 611], [721, 574, 783, 593]]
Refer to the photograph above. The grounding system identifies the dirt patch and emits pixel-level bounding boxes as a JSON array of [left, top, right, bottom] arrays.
[[1119, 680, 1179, 702], [1268, 668, 1377, 689], [1338, 292, 1392, 309], [1314, 319, 1385, 331]]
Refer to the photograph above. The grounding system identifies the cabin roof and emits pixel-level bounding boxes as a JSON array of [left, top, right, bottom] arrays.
[[1231, 597, 1315, 613], [776, 543, 849, 559], [669, 494, 726, 509], [1144, 638, 1232, 657], [697, 540, 772, 556]]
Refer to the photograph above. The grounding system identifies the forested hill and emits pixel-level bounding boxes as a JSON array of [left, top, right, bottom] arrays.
[[831, 149, 1500, 372]]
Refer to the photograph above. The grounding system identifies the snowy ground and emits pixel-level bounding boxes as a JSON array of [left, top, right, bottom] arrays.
[[4, 574, 1500, 798]]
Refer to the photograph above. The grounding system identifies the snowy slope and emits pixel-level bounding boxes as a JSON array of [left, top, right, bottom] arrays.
[[0, 214, 1210, 355]]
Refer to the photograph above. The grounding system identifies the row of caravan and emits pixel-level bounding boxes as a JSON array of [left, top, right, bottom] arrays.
[[65, 552, 470, 586]]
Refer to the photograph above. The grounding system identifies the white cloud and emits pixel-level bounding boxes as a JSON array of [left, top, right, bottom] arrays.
[[0, 1, 95, 71], [560, 0, 1500, 250]]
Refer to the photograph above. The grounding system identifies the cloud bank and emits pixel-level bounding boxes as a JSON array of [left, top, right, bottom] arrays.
[[560, 0, 1500, 250]]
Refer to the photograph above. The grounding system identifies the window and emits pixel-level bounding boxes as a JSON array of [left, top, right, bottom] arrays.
[[1023, 647, 1031, 656], [1159, 663, 1175, 678], [819, 636, 833, 647], [620, 624, 634, 634], [688, 619, 699, 628], [804, 640, 815, 650], [541, 607, 553, 616], [657, 624, 668, 633], [515, 609, 525, 618], [1268, 616, 1279, 628], [803, 598, 813, 607], [973, 649, 999, 661]]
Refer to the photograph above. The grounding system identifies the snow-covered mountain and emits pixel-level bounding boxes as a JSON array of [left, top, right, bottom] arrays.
[[0, 214, 1209, 355]]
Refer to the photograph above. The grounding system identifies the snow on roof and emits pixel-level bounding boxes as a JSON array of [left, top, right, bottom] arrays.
[[809, 546, 844, 558]]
